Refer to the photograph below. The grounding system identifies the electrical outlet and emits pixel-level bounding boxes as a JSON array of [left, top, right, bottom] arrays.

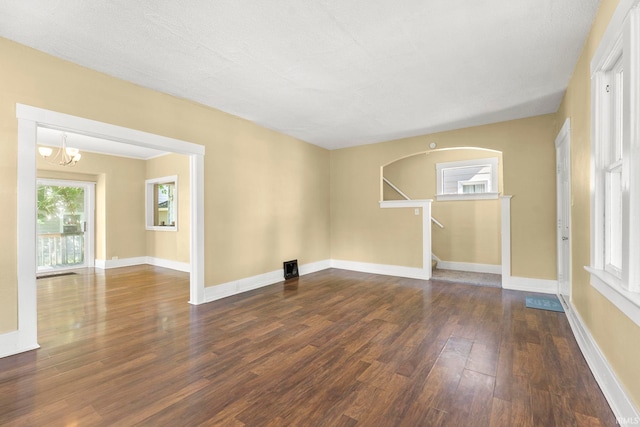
[[112, 256, 119, 260]]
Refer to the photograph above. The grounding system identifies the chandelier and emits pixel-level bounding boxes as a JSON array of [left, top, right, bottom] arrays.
[[38, 133, 81, 167]]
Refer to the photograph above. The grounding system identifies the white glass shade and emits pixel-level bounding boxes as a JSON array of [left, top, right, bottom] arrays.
[[38, 146, 53, 157]]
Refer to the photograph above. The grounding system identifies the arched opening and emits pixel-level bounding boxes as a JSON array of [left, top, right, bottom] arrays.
[[380, 147, 508, 286]]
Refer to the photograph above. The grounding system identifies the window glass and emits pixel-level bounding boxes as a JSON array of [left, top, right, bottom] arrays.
[[436, 157, 498, 200], [155, 182, 176, 227], [146, 176, 178, 231], [605, 167, 622, 275]]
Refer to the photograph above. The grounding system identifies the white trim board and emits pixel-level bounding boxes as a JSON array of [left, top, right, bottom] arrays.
[[147, 257, 190, 273], [330, 259, 429, 281], [94, 257, 147, 270], [502, 276, 557, 294], [0, 331, 39, 359], [559, 295, 640, 420], [436, 261, 501, 275], [94, 256, 190, 272], [204, 260, 331, 303], [332, 259, 555, 294]]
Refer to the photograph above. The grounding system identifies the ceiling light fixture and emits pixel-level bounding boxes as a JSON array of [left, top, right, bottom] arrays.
[[38, 132, 81, 166]]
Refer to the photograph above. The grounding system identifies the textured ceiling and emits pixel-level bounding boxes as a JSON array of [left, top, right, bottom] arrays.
[[1, 1, 599, 150]]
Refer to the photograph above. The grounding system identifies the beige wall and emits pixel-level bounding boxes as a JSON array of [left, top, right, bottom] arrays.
[[1, 37, 330, 334], [37, 151, 147, 261], [330, 114, 558, 277], [383, 148, 502, 265], [146, 153, 190, 263], [556, 0, 640, 406]]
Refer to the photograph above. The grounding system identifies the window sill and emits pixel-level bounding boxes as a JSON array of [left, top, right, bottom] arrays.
[[435, 192, 500, 201], [379, 199, 432, 208], [585, 266, 640, 328], [146, 225, 178, 232]]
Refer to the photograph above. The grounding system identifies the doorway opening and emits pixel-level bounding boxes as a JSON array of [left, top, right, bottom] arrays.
[[36, 179, 95, 275], [15, 104, 205, 356]]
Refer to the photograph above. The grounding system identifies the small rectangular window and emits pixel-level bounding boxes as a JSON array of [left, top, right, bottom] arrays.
[[146, 175, 178, 231], [436, 158, 498, 201]]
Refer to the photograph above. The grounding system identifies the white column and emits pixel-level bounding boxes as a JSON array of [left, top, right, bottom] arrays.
[[16, 117, 40, 352], [501, 195, 512, 288], [189, 154, 206, 304], [423, 200, 432, 280]]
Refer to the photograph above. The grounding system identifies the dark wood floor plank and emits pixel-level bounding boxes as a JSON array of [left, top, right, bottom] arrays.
[[448, 368, 495, 426], [0, 266, 617, 426], [466, 340, 499, 377], [489, 397, 511, 427]]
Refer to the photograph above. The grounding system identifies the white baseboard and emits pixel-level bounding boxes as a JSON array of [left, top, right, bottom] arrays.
[[559, 296, 639, 420], [94, 257, 147, 269], [436, 260, 501, 274], [204, 259, 332, 303], [94, 256, 190, 272], [330, 259, 429, 280], [146, 257, 190, 272], [502, 276, 557, 294], [299, 259, 332, 275], [0, 330, 39, 359]]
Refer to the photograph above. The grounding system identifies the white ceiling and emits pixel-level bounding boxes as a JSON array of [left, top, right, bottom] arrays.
[[1, 1, 599, 150]]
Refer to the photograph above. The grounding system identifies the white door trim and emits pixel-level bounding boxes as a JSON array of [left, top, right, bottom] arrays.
[[13, 104, 206, 357], [556, 118, 572, 300]]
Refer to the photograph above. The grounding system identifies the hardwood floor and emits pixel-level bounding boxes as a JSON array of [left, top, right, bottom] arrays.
[[0, 266, 616, 426]]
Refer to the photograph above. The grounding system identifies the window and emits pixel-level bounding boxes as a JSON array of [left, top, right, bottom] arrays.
[[588, 1, 640, 326], [436, 158, 499, 201], [146, 175, 178, 231], [603, 54, 624, 278]]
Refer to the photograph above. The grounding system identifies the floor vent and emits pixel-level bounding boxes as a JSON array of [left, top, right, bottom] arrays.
[[283, 260, 299, 280], [37, 272, 78, 279]]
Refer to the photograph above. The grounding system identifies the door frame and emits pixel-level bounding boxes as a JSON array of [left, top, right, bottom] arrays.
[[555, 118, 572, 300], [13, 104, 206, 357], [36, 178, 96, 272]]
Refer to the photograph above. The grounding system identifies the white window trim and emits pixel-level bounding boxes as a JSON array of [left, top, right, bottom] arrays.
[[589, 0, 640, 327], [146, 175, 178, 231], [436, 192, 500, 202], [436, 157, 499, 201]]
